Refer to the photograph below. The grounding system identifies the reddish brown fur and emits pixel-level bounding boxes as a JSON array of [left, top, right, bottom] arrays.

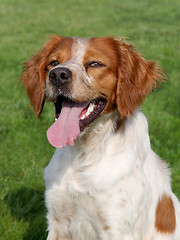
[[155, 194, 176, 233], [21, 35, 70, 117], [84, 37, 119, 112], [115, 40, 163, 118], [47, 38, 73, 72]]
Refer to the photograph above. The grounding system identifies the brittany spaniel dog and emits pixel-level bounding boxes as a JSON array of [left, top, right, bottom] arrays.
[[22, 35, 180, 240]]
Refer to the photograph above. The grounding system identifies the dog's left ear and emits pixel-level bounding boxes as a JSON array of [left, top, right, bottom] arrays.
[[21, 35, 64, 117], [115, 39, 164, 118]]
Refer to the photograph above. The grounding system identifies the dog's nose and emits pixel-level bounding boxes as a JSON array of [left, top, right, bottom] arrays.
[[49, 67, 72, 87]]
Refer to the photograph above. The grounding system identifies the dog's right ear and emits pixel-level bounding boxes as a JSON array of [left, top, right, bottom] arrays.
[[21, 35, 64, 117]]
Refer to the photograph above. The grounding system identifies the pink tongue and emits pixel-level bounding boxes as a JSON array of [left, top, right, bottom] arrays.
[[47, 101, 88, 148]]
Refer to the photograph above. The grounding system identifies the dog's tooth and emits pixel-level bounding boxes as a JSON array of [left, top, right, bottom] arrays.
[[80, 103, 95, 120], [80, 115, 85, 120], [86, 103, 95, 116], [90, 103, 95, 112]]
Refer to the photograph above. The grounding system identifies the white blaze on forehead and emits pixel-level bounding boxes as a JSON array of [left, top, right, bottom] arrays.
[[71, 38, 90, 64], [66, 37, 91, 84]]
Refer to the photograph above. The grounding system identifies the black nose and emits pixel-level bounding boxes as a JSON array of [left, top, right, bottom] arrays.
[[49, 67, 72, 87]]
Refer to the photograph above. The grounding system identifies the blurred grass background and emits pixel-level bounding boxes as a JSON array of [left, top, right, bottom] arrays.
[[0, 0, 179, 239]]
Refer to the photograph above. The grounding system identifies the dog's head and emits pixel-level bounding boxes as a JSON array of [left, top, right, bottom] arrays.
[[22, 35, 163, 148]]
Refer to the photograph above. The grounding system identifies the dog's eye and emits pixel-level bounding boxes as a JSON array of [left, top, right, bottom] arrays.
[[89, 62, 103, 67], [49, 60, 59, 66], [86, 61, 106, 69]]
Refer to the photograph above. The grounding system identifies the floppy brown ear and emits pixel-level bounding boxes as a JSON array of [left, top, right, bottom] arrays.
[[115, 40, 164, 118], [21, 35, 64, 117]]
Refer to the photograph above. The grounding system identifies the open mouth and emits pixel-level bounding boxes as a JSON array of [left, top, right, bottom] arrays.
[[79, 98, 107, 131], [47, 95, 107, 148], [55, 95, 107, 131]]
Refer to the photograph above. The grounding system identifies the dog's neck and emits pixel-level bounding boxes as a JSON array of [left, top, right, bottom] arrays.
[[73, 110, 151, 166], [75, 110, 122, 152]]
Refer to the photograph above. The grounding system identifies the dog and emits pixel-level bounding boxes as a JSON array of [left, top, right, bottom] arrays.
[[22, 35, 180, 240]]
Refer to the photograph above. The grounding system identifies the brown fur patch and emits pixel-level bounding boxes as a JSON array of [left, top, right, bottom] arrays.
[[84, 37, 119, 112], [104, 225, 110, 231], [115, 40, 164, 118], [21, 35, 73, 117], [155, 194, 176, 234]]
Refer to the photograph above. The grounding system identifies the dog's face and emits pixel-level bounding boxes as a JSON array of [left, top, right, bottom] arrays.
[[46, 37, 118, 112], [22, 35, 162, 147]]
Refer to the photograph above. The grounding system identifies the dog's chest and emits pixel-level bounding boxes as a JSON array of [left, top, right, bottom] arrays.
[[44, 145, 147, 240], [45, 167, 124, 240], [44, 156, 113, 239], [44, 148, 110, 216]]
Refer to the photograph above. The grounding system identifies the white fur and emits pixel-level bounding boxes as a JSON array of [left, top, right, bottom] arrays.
[[44, 111, 180, 240]]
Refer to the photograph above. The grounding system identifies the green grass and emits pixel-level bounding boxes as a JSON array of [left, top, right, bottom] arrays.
[[0, 0, 180, 239]]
